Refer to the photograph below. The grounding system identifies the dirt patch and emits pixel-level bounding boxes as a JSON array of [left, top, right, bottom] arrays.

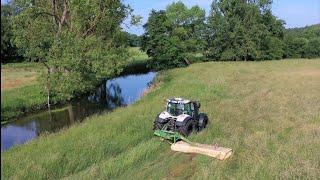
[[1, 76, 37, 90], [285, 69, 320, 77]]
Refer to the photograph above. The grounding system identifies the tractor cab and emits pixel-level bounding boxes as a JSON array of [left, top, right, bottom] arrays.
[[166, 98, 200, 119]]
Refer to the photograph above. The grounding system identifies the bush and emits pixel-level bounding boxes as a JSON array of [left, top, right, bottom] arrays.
[[304, 38, 320, 58], [262, 37, 285, 60], [284, 37, 308, 58]]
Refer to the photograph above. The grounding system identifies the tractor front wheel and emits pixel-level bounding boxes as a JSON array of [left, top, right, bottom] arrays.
[[153, 121, 164, 130]]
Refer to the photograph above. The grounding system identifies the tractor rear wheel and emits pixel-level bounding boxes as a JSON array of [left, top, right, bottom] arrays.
[[178, 120, 193, 137]]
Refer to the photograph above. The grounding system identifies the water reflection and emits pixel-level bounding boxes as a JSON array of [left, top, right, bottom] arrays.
[[1, 71, 156, 151], [105, 83, 125, 108]]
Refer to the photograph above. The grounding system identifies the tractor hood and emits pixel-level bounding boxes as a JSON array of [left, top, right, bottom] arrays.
[[159, 111, 191, 122]]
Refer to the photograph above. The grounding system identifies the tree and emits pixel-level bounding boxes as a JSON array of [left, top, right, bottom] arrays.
[[166, 2, 206, 52], [124, 33, 141, 47], [1, 4, 19, 62], [13, 0, 134, 108], [304, 38, 320, 58], [141, 10, 186, 70], [284, 37, 308, 58], [206, 0, 285, 61], [261, 36, 285, 60], [141, 1, 205, 69], [284, 24, 320, 58]]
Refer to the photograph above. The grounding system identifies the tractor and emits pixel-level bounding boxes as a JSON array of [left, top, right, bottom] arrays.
[[153, 98, 208, 136]]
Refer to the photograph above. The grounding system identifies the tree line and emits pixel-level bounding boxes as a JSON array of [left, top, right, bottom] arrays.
[[284, 25, 320, 59], [141, 0, 320, 69]]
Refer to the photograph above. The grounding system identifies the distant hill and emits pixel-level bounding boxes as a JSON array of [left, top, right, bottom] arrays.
[[285, 24, 320, 39], [284, 24, 320, 58]]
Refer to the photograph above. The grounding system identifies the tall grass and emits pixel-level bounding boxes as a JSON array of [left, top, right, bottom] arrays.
[[2, 59, 320, 179], [1, 85, 47, 121]]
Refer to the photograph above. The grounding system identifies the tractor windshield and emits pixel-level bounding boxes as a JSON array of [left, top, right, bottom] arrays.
[[166, 102, 185, 116]]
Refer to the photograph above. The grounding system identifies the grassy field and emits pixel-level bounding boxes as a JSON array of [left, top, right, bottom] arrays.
[[1, 48, 150, 121], [1, 62, 43, 90], [1, 63, 46, 121], [2, 59, 319, 179]]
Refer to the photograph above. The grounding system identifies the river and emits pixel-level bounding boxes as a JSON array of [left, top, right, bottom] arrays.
[[1, 71, 156, 151]]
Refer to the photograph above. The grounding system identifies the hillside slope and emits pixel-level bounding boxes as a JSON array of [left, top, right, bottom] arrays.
[[2, 59, 320, 179], [286, 24, 320, 39]]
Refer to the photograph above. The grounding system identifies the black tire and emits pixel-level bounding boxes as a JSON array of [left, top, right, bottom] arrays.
[[153, 114, 163, 130], [178, 120, 193, 137], [153, 121, 164, 130], [198, 113, 208, 131]]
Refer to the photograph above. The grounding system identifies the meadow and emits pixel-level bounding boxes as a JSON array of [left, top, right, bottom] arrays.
[[2, 59, 319, 179], [1, 63, 46, 121]]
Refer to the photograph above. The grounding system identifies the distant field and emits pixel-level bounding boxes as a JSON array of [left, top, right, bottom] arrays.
[[1, 62, 43, 90], [2, 59, 319, 179], [1, 63, 44, 121], [128, 47, 150, 62], [1, 48, 147, 90]]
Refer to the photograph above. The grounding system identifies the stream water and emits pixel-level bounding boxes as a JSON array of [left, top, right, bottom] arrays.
[[1, 71, 156, 151]]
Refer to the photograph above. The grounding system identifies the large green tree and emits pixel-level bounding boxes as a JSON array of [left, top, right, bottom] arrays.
[[166, 1, 206, 52], [13, 0, 134, 108], [1, 4, 19, 62], [141, 1, 205, 70], [206, 0, 285, 61]]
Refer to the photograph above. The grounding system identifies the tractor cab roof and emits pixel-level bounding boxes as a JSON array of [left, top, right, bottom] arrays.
[[167, 98, 191, 104]]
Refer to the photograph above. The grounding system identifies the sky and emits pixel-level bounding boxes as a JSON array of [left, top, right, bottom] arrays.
[[2, 0, 319, 35], [123, 0, 320, 35]]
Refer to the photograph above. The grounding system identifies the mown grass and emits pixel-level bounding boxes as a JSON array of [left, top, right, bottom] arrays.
[[1, 48, 150, 121], [2, 59, 319, 179]]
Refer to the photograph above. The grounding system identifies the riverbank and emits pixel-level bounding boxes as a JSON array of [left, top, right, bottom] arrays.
[[1, 48, 150, 122], [1, 71, 157, 151], [1, 63, 47, 122], [2, 59, 319, 179]]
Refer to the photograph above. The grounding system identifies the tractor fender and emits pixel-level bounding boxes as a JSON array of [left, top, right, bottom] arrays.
[[156, 112, 170, 123], [176, 114, 191, 123], [176, 115, 193, 127], [158, 111, 171, 119]]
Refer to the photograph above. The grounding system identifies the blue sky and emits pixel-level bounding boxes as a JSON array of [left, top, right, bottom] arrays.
[[2, 0, 319, 35], [123, 0, 320, 35]]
